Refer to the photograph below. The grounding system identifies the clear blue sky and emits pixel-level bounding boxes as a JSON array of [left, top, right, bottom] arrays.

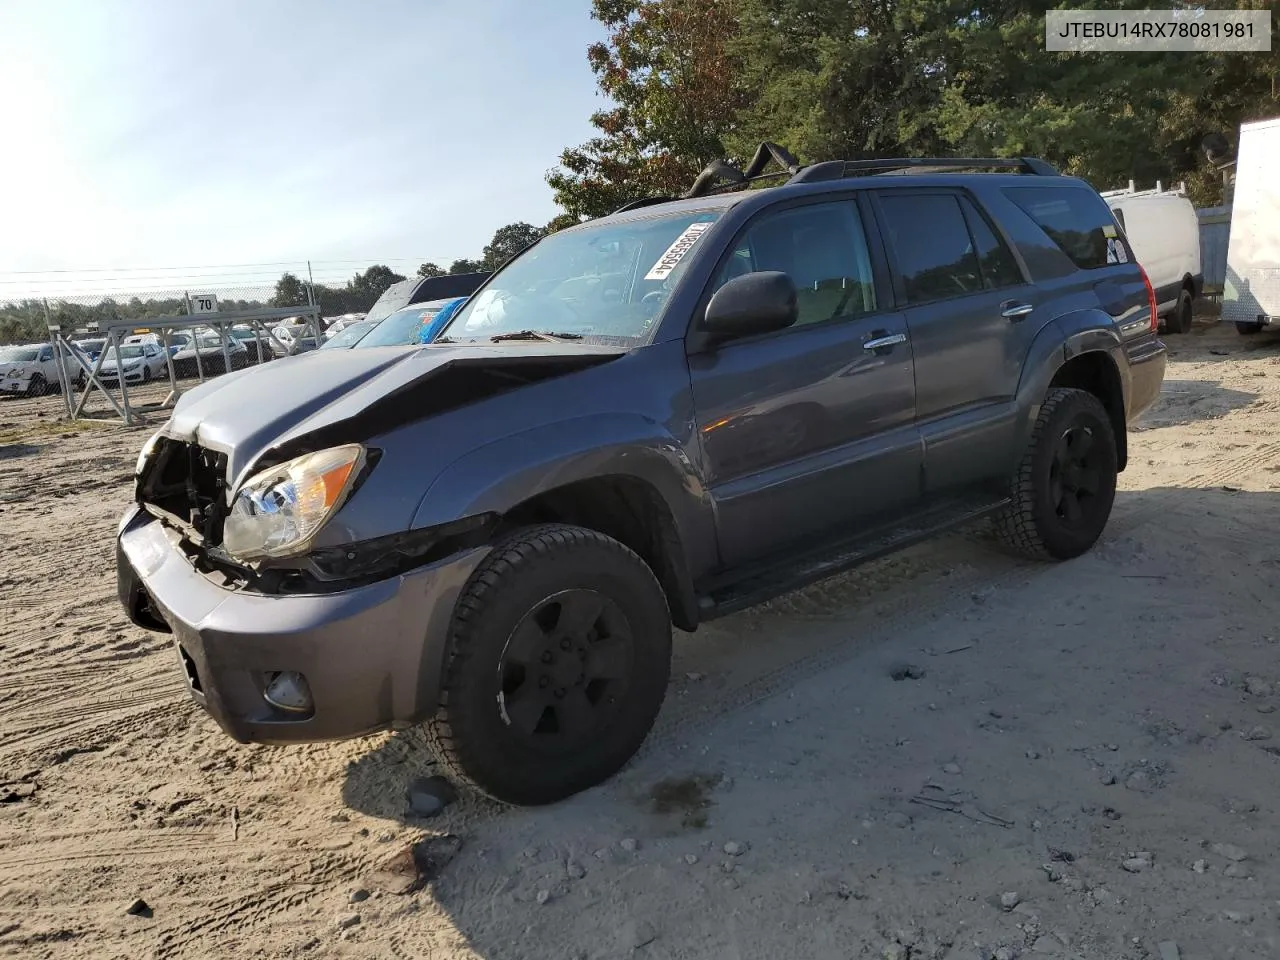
[[0, 0, 606, 296]]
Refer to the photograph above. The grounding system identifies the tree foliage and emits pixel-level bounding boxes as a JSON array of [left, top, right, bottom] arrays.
[[482, 222, 545, 269], [449, 258, 485, 275], [546, 0, 749, 220], [549, 0, 1279, 216], [417, 262, 445, 278]]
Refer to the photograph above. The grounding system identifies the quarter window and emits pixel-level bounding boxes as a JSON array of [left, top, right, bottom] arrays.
[[712, 201, 877, 327], [1003, 185, 1130, 270]]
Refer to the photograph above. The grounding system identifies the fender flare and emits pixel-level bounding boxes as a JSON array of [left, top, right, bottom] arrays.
[[1012, 311, 1131, 471]]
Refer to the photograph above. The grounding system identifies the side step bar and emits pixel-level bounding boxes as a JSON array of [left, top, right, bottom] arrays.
[[696, 497, 1009, 621]]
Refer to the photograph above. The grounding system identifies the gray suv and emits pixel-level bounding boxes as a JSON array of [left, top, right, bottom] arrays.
[[118, 146, 1167, 805]]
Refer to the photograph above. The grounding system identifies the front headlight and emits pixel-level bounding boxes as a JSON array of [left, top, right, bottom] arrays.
[[135, 430, 163, 476], [222, 444, 365, 561]]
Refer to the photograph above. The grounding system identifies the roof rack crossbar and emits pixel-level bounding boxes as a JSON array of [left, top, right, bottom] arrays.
[[787, 156, 1058, 184], [684, 142, 801, 199]]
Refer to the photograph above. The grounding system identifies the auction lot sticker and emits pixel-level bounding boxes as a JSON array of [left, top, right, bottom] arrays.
[[645, 221, 713, 281]]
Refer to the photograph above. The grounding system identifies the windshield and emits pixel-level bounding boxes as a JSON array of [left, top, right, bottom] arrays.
[[196, 336, 224, 348], [440, 210, 721, 343], [320, 321, 375, 349], [356, 305, 442, 348], [117, 346, 145, 359], [0, 347, 39, 362]]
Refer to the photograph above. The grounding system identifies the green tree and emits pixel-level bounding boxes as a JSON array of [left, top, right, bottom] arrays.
[[547, 0, 749, 221], [271, 272, 308, 307], [482, 222, 545, 270], [729, 0, 1277, 198], [348, 265, 406, 301], [417, 262, 445, 278], [449, 258, 485, 275]]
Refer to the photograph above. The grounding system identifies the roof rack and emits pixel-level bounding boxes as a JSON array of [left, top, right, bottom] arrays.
[[684, 142, 801, 199], [606, 150, 1059, 218], [788, 156, 1059, 184], [1098, 179, 1187, 200]]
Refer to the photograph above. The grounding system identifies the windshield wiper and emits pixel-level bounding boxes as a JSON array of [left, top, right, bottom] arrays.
[[489, 330, 584, 342]]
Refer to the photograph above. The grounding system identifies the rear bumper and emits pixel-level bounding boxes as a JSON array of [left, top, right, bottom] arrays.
[[115, 505, 489, 744], [1126, 337, 1167, 424]]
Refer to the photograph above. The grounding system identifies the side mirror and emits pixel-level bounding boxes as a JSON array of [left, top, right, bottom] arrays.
[[702, 271, 798, 343]]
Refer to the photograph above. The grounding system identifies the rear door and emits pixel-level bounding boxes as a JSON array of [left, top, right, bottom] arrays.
[[688, 195, 922, 567], [871, 189, 1040, 497]]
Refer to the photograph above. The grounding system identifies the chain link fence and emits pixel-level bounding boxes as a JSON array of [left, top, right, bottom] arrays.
[[1, 281, 333, 421]]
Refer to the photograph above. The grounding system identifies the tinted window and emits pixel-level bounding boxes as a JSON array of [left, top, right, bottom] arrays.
[[1112, 207, 1126, 233], [880, 194, 983, 304], [712, 201, 877, 327], [38, 347, 52, 360], [1003, 185, 1126, 270], [959, 197, 1024, 289]]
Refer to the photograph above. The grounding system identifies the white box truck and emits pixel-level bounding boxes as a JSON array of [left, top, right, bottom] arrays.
[[1223, 115, 1280, 336]]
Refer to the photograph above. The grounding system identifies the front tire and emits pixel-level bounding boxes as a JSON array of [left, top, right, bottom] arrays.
[[994, 387, 1118, 561], [25, 374, 46, 398], [1166, 288, 1193, 335], [425, 524, 672, 805]]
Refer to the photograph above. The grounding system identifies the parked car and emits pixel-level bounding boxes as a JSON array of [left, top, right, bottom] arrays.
[[0, 342, 77, 396], [1222, 114, 1280, 336], [417, 297, 467, 343], [269, 323, 322, 358], [119, 146, 1166, 807], [1102, 182, 1202, 334], [362, 272, 490, 331], [70, 338, 107, 363], [98, 342, 169, 385], [322, 299, 462, 350], [318, 318, 378, 350], [171, 333, 248, 378], [323, 313, 368, 339], [227, 325, 272, 364]]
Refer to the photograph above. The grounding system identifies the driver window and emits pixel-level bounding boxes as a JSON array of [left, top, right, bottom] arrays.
[[712, 201, 878, 326], [38, 347, 52, 361], [878, 193, 983, 304]]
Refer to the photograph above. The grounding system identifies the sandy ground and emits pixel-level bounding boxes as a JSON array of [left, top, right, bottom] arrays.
[[3, 317, 1280, 960]]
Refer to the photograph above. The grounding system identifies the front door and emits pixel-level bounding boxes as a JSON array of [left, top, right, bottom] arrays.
[[687, 196, 923, 568]]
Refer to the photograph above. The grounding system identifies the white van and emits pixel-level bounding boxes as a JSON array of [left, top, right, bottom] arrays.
[[1102, 183, 1202, 334], [1222, 115, 1280, 336]]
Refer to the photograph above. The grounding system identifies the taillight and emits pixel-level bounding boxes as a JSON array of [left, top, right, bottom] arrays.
[[1137, 264, 1158, 334]]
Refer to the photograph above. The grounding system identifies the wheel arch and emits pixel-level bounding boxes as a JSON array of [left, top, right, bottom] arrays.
[[411, 414, 717, 632], [1014, 314, 1131, 473]]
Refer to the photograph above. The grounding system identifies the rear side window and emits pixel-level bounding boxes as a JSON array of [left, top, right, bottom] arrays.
[[1003, 185, 1128, 270], [878, 194, 983, 304]]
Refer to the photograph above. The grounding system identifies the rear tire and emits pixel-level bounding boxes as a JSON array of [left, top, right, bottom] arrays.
[[425, 524, 672, 805], [993, 387, 1118, 561], [1236, 321, 1264, 336], [1166, 288, 1194, 335]]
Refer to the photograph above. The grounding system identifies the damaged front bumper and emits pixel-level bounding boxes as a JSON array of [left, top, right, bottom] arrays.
[[115, 504, 489, 744]]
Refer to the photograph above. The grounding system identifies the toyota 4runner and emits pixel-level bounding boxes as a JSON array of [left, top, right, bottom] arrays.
[[118, 145, 1167, 805]]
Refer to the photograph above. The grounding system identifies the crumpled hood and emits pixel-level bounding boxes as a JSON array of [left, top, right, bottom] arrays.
[[161, 341, 625, 485]]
